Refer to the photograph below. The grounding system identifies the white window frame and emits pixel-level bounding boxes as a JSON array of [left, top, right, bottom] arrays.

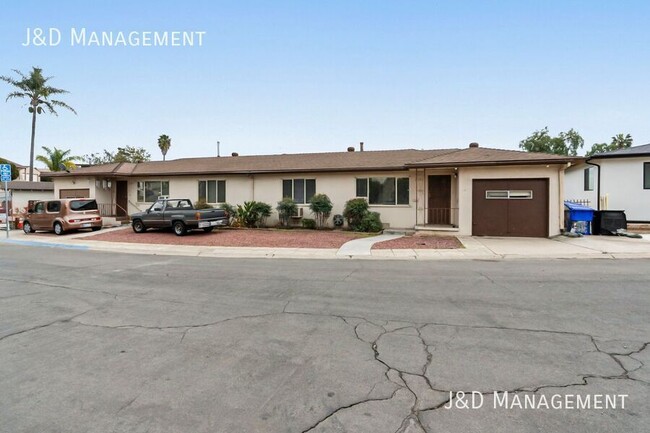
[[137, 180, 170, 203], [198, 179, 226, 204], [356, 177, 410, 206]]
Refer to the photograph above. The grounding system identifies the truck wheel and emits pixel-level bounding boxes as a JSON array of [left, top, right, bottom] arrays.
[[54, 222, 64, 236], [132, 219, 146, 233], [23, 221, 35, 234], [203, 227, 214, 233], [173, 221, 187, 236]]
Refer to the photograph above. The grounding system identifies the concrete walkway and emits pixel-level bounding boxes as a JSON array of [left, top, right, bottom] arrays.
[[335, 233, 403, 257], [3, 227, 650, 260]]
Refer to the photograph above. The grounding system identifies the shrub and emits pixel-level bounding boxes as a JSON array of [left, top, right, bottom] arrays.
[[309, 193, 333, 228], [301, 218, 317, 229], [343, 198, 369, 229], [221, 203, 236, 224], [194, 199, 213, 209], [276, 197, 298, 227], [235, 201, 273, 228], [356, 211, 383, 233]]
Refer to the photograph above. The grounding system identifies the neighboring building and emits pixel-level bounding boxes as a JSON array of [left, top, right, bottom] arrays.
[[17, 166, 52, 182], [0, 181, 55, 221], [49, 144, 575, 237], [565, 143, 650, 222]]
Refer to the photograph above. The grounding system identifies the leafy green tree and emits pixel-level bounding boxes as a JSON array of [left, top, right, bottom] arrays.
[[586, 133, 633, 157], [518, 127, 584, 156], [83, 146, 151, 164], [0, 158, 20, 180], [309, 193, 333, 228], [1, 67, 76, 182], [35, 146, 81, 171], [158, 134, 171, 161]]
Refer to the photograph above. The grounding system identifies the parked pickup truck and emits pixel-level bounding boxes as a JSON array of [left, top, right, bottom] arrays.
[[131, 198, 229, 236]]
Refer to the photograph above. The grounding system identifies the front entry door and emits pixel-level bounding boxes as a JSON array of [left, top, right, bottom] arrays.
[[428, 175, 452, 225], [116, 181, 128, 217]]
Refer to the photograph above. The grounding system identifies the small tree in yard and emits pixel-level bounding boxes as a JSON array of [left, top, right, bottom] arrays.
[[309, 193, 333, 228], [276, 197, 297, 227]]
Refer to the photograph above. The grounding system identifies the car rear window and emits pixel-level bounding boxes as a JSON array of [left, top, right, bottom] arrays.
[[70, 199, 98, 211]]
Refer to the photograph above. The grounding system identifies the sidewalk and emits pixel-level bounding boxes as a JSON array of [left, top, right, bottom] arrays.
[[2, 227, 650, 260]]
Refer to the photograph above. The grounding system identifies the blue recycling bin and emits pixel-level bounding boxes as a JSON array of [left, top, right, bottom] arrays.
[[564, 201, 595, 235]]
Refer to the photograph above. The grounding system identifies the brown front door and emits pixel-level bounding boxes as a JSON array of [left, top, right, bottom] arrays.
[[116, 181, 128, 217], [428, 175, 452, 225], [472, 178, 549, 237]]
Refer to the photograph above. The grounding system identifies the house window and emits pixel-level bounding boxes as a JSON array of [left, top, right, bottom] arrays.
[[356, 177, 409, 205], [137, 181, 169, 202], [198, 180, 226, 203], [486, 190, 533, 199], [644, 163, 650, 190], [584, 167, 595, 191], [282, 179, 316, 204]]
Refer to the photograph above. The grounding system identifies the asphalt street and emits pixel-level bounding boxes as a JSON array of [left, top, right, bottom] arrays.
[[0, 243, 649, 432]]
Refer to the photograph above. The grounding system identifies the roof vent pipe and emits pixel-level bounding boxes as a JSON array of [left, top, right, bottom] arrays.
[[347, 146, 355, 152], [360, 142, 364, 152], [231, 152, 239, 157], [469, 142, 479, 148]]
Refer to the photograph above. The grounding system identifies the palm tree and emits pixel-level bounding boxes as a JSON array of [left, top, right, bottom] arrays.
[[158, 134, 171, 161], [611, 133, 633, 150], [36, 146, 81, 171], [0, 67, 77, 182]]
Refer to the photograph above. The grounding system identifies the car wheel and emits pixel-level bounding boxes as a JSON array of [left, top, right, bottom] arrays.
[[132, 219, 146, 233], [91, 226, 101, 232], [203, 227, 214, 233], [173, 221, 187, 236], [23, 221, 35, 234], [53, 222, 64, 236]]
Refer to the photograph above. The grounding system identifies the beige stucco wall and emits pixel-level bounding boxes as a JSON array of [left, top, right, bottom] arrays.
[[124, 171, 417, 228], [456, 164, 566, 236], [53, 177, 97, 199], [0, 189, 54, 215]]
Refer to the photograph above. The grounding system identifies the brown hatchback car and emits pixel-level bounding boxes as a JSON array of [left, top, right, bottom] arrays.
[[23, 198, 103, 235]]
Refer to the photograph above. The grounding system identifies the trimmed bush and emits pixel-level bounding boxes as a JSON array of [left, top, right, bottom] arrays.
[[309, 193, 333, 228], [301, 218, 317, 229], [357, 211, 383, 233], [276, 197, 298, 227], [343, 198, 369, 229]]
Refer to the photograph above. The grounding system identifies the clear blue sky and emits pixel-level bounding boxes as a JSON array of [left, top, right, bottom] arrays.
[[1, 0, 649, 164]]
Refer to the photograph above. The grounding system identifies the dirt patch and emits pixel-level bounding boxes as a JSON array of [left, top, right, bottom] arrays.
[[373, 235, 462, 249], [83, 227, 366, 248]]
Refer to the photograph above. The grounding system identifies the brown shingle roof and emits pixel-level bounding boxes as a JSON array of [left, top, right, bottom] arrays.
[[49, 147, 576, 178], [406, 147, 576, 167]]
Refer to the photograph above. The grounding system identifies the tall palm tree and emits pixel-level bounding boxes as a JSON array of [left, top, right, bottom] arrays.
[[36, 146, 81, 171], [158, 134, 171, 161], [0, 67, 77, 182]]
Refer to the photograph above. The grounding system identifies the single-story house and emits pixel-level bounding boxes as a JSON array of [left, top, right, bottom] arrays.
[[0, 181, 55, 221], [565, 143, 650, 222], [49, 143, 576, 237]]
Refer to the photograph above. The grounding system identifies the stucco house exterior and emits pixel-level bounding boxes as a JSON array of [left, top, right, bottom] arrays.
[[565, 143, 650, 222], [49, 144, 575, 237], [0, 181, 55, 225]]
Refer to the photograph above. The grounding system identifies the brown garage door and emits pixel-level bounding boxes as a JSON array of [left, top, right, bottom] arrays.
[[472, 179, 549, 237], [59, 188, 90, 199]]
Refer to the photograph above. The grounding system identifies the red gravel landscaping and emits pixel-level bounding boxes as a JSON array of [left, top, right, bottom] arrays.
[[372, 235, 462, 249], [83, 227, 366, 248]]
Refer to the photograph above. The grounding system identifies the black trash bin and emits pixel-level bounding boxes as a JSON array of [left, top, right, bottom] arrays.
[[593, 210, 627, 235]]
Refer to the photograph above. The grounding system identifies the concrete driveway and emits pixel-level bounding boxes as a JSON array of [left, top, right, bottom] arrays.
[[1, 243, 649, 432]]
